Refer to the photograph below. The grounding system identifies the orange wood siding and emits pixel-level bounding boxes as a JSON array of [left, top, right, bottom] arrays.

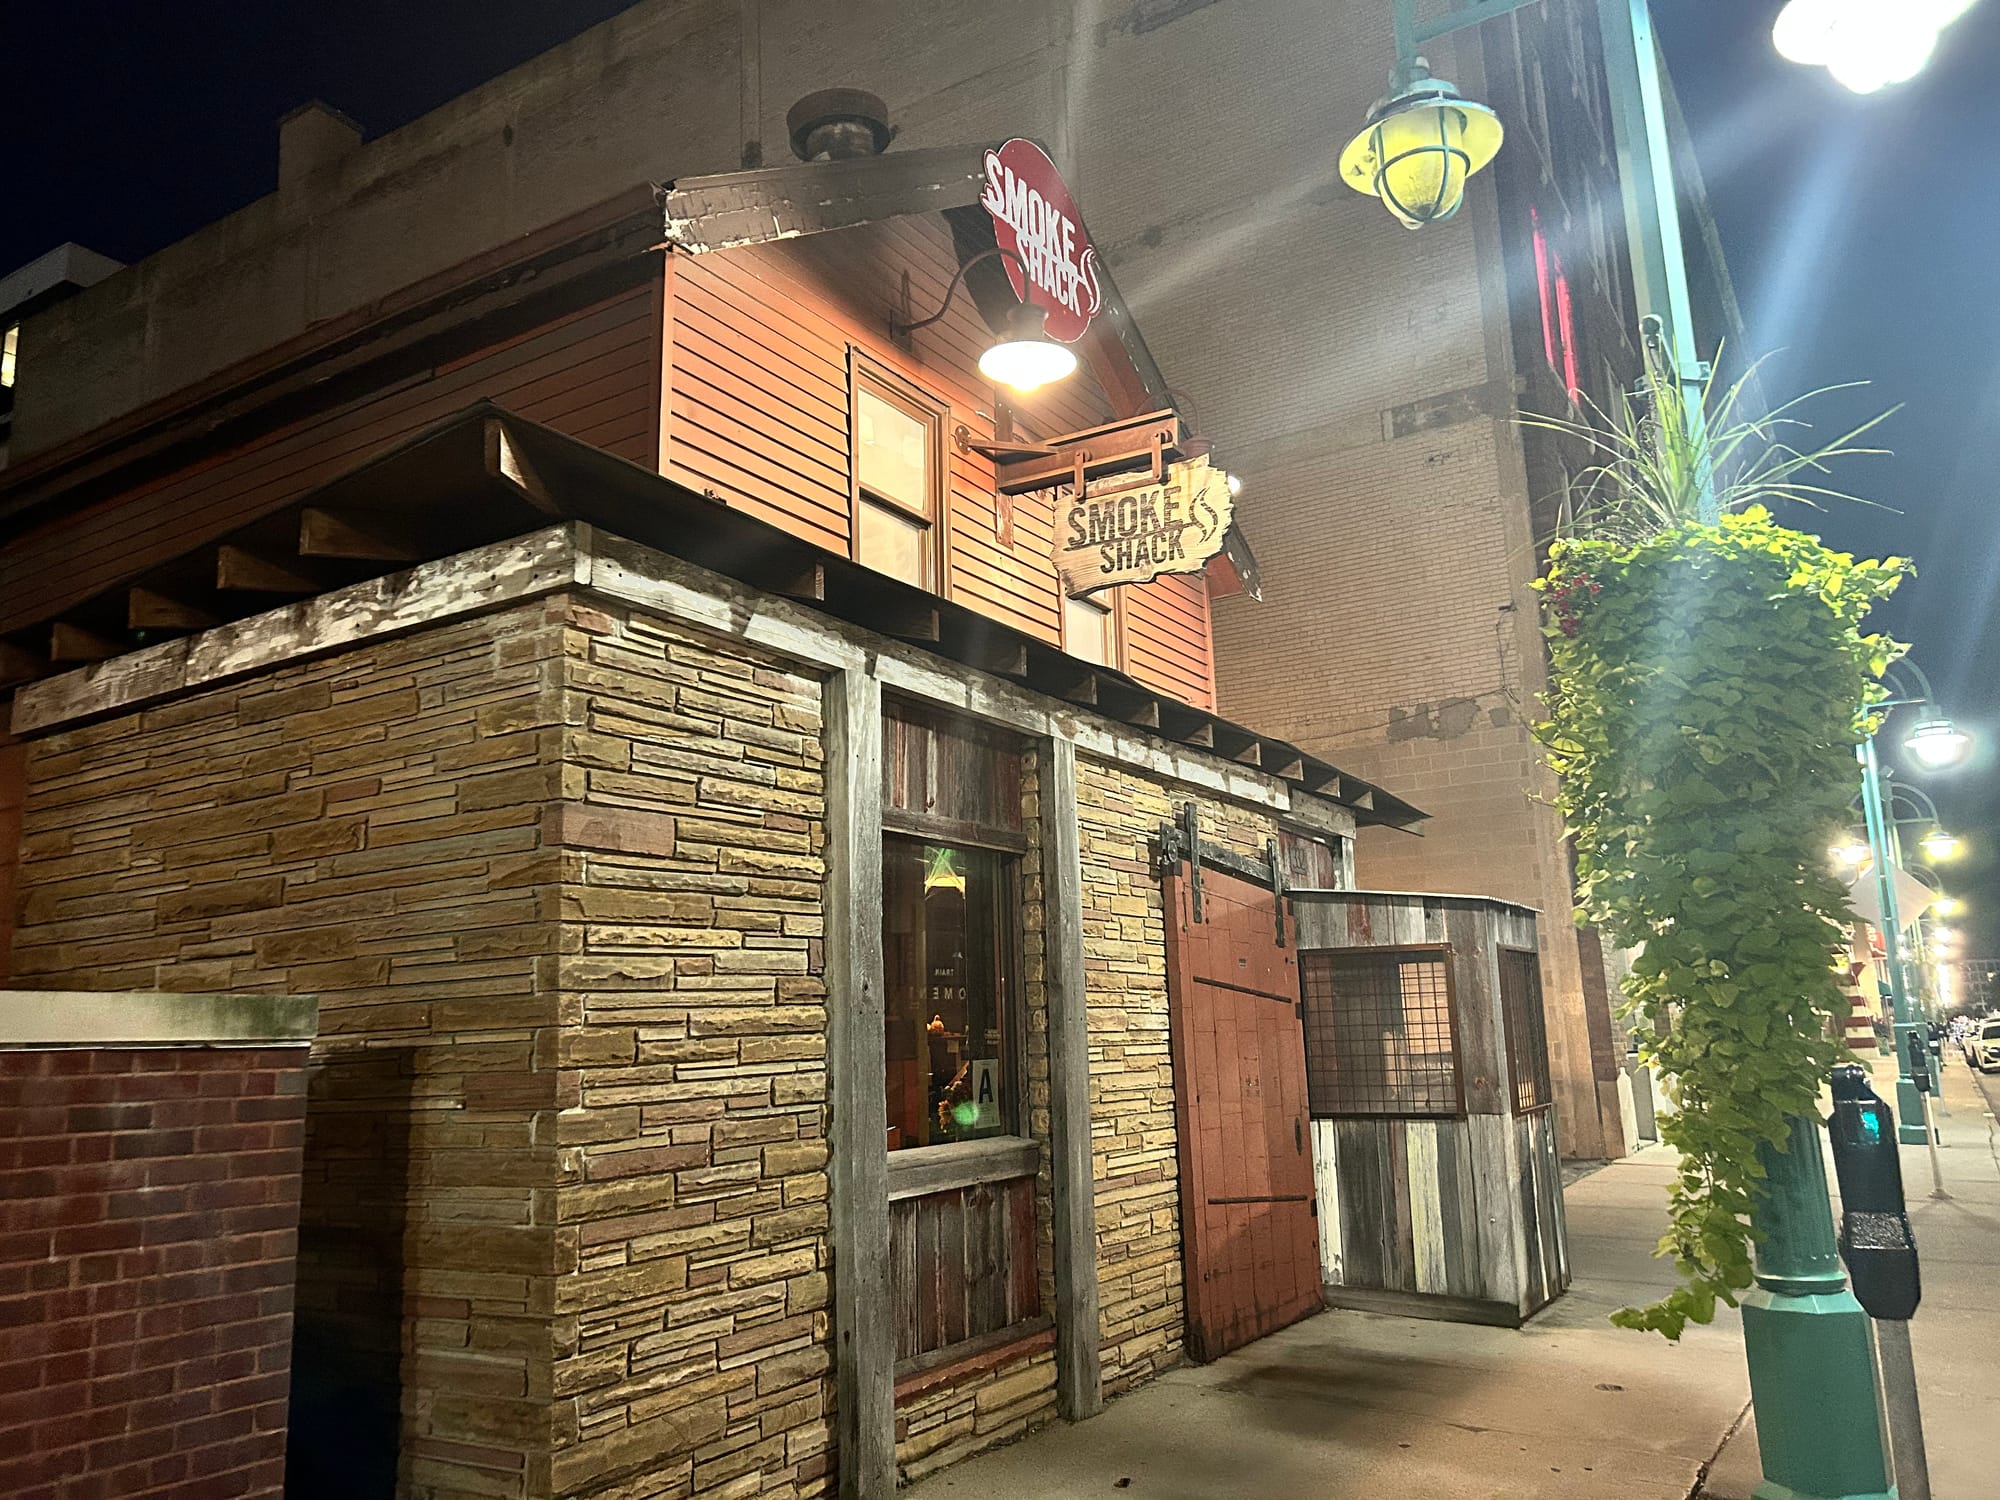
[[0, 286, 660, 636], [661, 219, 1221, 710]]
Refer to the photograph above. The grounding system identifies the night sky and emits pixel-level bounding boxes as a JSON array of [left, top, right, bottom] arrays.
[[4, 2, 1996, 952]]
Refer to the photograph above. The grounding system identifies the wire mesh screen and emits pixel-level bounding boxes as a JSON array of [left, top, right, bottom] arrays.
[[1498, 947, 1553, 1114], [1300, 947, 1463, 1118]]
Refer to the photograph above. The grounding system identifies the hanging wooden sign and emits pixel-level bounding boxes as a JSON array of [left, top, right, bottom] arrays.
[[1056, 456, 1235, 598]]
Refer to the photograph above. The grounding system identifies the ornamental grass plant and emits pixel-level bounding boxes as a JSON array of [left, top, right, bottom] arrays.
[[1527, 358, 1908, 1336]]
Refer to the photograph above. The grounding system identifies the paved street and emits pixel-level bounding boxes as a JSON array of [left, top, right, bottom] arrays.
[[908, 1055, 2000, 1500]]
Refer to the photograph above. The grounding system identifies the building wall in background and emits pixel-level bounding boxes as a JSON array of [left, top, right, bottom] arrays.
[[2, 0, 1650, 1160]]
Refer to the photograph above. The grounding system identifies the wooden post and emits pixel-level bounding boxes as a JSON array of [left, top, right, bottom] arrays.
[[824, 666, 894, 1498], [1041, 737, 1103, 1420]]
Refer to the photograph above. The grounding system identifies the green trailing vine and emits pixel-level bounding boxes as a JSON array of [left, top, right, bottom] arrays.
[[1527, 361, 1908, 1337]]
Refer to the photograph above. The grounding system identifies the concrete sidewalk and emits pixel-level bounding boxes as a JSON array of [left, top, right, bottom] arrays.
[[906, 1056, 1999, 1500], [1701, 1052, 2000, 1499]]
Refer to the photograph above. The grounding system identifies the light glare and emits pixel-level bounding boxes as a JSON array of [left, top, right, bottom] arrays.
[[1772, 0, 1981, 93]]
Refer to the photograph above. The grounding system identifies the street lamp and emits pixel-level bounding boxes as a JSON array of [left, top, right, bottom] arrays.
[[1831, 838, 1872, 868], [1919, 829, 1963, 862], [1904, 714, 1972, 769], [1857, 660, 1971, 1145], [1339, 64, 1504, 229], [1772, 0, 1981, 95]]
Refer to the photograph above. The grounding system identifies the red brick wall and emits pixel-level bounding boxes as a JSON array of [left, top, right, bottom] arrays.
[[0, 1044, 309, 1500]]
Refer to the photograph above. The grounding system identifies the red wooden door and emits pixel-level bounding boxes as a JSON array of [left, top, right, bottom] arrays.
[[1164, 865, 1321, 1362]]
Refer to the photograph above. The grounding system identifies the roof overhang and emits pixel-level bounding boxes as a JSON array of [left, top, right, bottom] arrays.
[[2, 405, 1422, 830]]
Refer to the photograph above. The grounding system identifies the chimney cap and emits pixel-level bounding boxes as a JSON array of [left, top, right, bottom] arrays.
[[786, 88, 893, 161]]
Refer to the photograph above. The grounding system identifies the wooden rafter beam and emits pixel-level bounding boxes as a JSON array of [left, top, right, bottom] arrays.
[[216, 545, 317, 594], [0, 641, 42, 685], [299, 506, 423, 563], [128, 588, 218, 633], [50, 622, 121, 663]]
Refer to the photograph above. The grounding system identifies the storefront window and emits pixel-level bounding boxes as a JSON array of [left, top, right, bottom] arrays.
[[882, 837, 1017, 1151]]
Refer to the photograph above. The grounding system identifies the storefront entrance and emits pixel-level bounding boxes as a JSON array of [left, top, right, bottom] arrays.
[[1163, 862, 1321, 1361]]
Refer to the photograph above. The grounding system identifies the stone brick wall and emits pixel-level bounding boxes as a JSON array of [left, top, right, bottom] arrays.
[[1073, 759, 1279, 1397], [7, 601, 569, 1498], [546, 600, 835, 1500], [0, 1042, 308, 1500]]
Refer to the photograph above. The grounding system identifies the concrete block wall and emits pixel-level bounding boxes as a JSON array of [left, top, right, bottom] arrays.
[[6, 603, 570, 1498], [546, 599, 835, 1500], [0, 993, 315, 1500]]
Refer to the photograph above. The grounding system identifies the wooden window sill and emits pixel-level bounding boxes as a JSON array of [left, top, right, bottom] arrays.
[[886, 1135, 1040, 1202], [894, 1317, 1056, 1401]]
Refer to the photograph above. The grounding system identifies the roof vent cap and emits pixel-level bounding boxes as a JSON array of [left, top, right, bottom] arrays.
[[787, 88, 894, 162]]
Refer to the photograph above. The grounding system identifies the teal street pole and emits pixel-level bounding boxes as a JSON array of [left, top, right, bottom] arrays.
[[1595, 0, 1719, 523], [1859, 735, 1930, 1144], [1740, 1116, 1895, 1500]]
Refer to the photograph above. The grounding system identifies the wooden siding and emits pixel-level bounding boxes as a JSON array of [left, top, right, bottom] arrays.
[[1296, 891, 1567, 1324], [661, 218, 1219, 710], [888, 1175, 1041, 1370], [0, 285, 660, 637]]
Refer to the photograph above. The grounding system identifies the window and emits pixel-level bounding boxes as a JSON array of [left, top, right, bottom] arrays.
[[1300, 947, 1463, 1118], [0, 325, 16, 389], [852, 362, 944, 588], [1498, 947, 1554, 1114], [1062, 592, 1116, 667], [880, 700, 1026, 1154], [883, 840, 1018, 1150], [1278, 827, 1344, 890]]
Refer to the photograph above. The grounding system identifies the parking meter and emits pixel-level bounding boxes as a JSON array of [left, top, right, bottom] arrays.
[[1903, 1028, 1934, 1095], [1827, 1063, 1921, 1320]]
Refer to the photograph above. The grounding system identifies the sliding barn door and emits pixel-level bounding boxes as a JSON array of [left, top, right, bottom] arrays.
[[1164, 865, 1320, 1361]]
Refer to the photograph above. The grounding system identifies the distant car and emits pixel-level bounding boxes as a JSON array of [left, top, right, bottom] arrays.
[[1973, 1018, 2000, 1074]]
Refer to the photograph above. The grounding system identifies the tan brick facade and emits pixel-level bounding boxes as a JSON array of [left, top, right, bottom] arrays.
[[1074, 760, 1290, 1397], [4, 539, 1360, 1496], [9, 604, 569, 1496], [547, 600, 833, 1500]]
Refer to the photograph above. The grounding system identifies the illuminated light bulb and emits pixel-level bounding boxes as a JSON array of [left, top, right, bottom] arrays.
[[978, 304, 1078, 393], [1831, 840, 1872, 867], [1931, 895, 1963, 917], [1920, 830, 1963, 861], [1905, 715, 1972, 769]]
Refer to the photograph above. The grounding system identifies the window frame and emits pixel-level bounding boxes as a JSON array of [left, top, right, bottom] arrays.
[[1060, 587, 1121, 670], [1299, 944, 1467, 1121], [849, 349, 950, 592], [1497, 945, 1555, 1116]]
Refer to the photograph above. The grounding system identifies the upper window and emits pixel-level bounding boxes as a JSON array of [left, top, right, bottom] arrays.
[[1063, 592, 1116, 668], [1, 325, 17, 389], [853, 361, 944, 589], [1278, 827, 1344, 890]]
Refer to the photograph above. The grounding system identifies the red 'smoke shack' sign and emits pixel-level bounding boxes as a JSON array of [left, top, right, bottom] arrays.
[[980, 139, 1102, 344]]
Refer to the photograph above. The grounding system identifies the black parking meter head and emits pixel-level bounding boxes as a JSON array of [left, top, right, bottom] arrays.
[[1827, 1062, 1921, 1320]]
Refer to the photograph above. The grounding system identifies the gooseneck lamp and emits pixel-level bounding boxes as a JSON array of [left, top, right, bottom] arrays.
[[890, 247, 1078, 395]]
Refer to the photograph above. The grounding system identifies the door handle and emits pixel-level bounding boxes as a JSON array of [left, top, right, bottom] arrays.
[[1294, 1118, 1303, 1152]]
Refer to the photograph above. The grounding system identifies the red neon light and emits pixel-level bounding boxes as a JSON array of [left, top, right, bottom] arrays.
[[1530, 208, 1558, 371], [1555, 265, 1578, 397]]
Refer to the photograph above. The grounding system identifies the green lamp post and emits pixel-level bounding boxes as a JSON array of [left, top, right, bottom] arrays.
[[1337, 8, 1947, 1497], [1856, 662, 1971, 1144]]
